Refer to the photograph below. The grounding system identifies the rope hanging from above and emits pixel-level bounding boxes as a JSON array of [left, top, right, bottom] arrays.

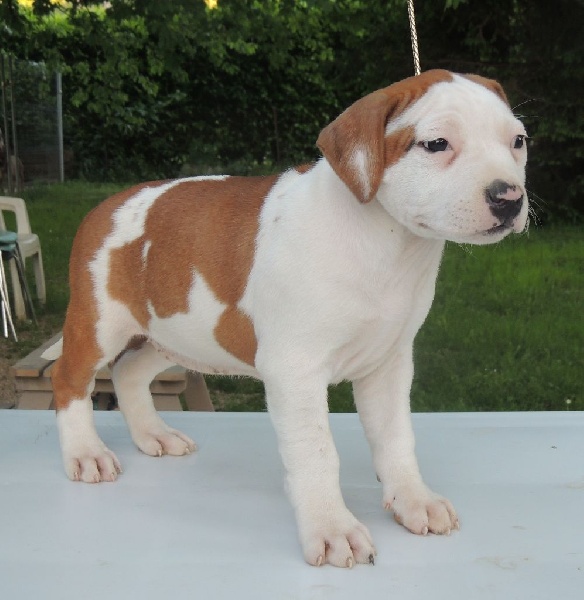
[[407, 0, 421, 76]]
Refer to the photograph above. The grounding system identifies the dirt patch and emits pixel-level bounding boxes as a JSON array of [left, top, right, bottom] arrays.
[[0, 359, 17, 408]]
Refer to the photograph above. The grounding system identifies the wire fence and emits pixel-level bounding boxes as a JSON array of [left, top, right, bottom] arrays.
[[1, 54, 64, 193]]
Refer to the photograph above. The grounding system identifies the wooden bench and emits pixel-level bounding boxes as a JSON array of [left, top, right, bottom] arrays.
[[11, 332, 214, 412]]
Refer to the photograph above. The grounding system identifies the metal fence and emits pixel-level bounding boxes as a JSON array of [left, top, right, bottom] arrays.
[[1, 54, 64, 193]]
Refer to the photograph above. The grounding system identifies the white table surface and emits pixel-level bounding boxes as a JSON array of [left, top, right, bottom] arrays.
[[0, 410, 583, 599]]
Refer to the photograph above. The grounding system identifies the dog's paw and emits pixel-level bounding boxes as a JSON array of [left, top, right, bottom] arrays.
[[300, 512, 377, 568], [63, 443, 122, 483], [132, 424, 197, 457], [386, 484, 459, 535]]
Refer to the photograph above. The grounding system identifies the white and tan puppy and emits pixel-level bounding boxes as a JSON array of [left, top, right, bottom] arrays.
[[47, 70, 528, 568]]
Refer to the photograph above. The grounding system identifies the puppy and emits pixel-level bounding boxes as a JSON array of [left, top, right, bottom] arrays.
[[46, 70, 528, 568]]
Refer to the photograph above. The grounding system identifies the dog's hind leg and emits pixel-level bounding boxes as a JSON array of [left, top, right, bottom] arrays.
[[112, 341, 196, 457], [52, 319, 125, 483]]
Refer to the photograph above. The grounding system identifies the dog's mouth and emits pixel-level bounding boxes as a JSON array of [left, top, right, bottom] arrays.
[[411, 210, 526, 243], [483, 213, 525, 237], [412, 219, 516, 244], [484, 220, 513, 236], [414, 219, 511, 236]]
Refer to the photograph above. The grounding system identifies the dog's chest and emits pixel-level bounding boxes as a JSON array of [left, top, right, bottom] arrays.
[[327, 273, 437, 381], [250, 233, 443, 383]]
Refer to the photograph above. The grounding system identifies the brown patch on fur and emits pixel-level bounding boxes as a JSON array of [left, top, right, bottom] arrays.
[[52, 183, 159, 410], [145, 176, 276, 309], [461, 74, 510, 106], [317, 69, 453, 203], [214, 306, 258, 366], [107, 176, 279, 366], [108, 237, 151, 326], [111, 335, 148, 367], [385, 125, 416, 169], [294, 162, 316, 174]]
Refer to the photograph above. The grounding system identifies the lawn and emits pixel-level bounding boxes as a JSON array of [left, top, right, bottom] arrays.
[[5, 181, 583, 412]]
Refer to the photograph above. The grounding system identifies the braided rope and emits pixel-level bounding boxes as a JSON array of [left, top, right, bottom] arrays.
[[407, 0, 421, 76]]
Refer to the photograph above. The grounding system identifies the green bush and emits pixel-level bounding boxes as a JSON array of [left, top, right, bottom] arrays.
[[2, 0, 583, 219]]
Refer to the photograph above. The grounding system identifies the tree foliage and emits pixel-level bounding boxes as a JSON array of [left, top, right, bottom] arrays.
[[1, 0, 582, 220]]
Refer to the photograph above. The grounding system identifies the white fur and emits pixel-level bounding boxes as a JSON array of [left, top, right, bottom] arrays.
[[112, 343, 196, 457], [381, 75, 528, 242], [57, 399, 122, 483], [351, 146, 372, 200], [55, 75, 528, 568], [141, 240, 152, 267], [147, 271, 258, 377], [41, 337, 62, 361]]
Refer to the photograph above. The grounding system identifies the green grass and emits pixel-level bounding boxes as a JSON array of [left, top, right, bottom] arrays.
[[8, 182, 584, 412], [412, 229, 583, 412]]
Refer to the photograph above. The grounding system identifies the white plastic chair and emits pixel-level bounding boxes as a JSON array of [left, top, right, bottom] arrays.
[[0, 196, 46, 319]]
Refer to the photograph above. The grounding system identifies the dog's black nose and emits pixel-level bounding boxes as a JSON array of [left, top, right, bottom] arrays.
[[485, 180, 523, 223]]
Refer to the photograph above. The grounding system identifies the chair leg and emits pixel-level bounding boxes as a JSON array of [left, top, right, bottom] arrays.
[[1, 258, 9, 338], [32, 251, 46, 305], [0, 254, 17, 340], [8, 259, 26, 320], [12, 247, 37, 324]]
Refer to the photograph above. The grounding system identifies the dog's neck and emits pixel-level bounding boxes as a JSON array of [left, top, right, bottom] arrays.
[[307, 159, 444, 259], [286, 161, 446, 298]]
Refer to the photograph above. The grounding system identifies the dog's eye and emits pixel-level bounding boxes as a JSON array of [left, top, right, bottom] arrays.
[[420, 138, 450, 152], [513, 135, 528, 149]]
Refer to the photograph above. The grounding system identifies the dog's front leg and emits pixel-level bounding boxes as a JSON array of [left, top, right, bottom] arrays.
[[263, 372, 376, 568], [353, 350, 459, 535]]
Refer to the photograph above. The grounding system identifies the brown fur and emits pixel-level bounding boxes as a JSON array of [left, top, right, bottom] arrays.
[[214, 306, 258, 366], [107, 176, 279, 366], [113, 335, 149, 366], [385, 125, 416, 169], [461, 74, 510, 106], [52, 183, 158, 409], [316, 70, 454, 203], [294, 163, 316, 174]]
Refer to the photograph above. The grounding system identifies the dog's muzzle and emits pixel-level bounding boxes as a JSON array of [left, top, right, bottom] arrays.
[[485, 179, 524, 229]]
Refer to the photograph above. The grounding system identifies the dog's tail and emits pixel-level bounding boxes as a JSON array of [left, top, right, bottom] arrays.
[[41, 337, 63, 361]]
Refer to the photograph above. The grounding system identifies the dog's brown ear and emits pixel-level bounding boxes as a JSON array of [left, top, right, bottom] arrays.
[[317, 69, 453, 203], [317, 91, 397, 203], [462, 74, 510, 106]]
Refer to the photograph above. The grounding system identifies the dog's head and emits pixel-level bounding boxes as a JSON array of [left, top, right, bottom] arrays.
[[317, 69, 528, 244]]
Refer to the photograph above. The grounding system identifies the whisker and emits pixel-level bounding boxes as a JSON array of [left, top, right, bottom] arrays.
[[526, 189, 547, 209], [527, 197, 544, 212], [527, 206, 541, 228], [512, 99, 536, 112]]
